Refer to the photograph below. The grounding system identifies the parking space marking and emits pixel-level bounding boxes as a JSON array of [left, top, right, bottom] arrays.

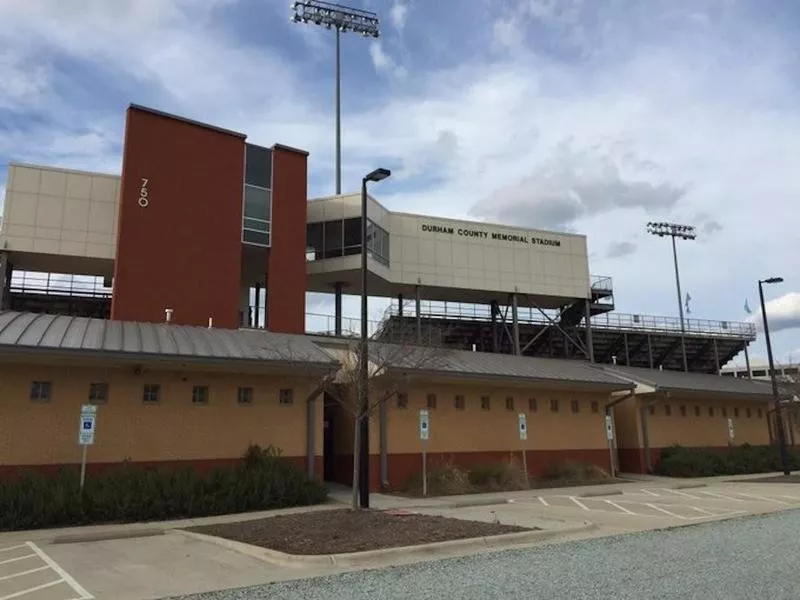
[[645, 503, 692, 520], [641, 489, 660, 497], [687, 506, 716, 517], [0, 547, 27, 555], [730, 492, 788, 505], [0, 567, 49, 582], [0, 578, 64, 600], [569, 497, 590, 511], [0, 556, 36, 567], [696, 490, 745, 502], [538, 497, 549, 506], [661, 488, 707, 500], [25, 542, 93, 600], [604, 499, 635, 515]]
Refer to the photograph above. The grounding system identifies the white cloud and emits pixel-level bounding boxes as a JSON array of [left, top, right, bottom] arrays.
[[368, 41, 407, 80], [389, 0, 409, 32], [747, 292, 800, 334]]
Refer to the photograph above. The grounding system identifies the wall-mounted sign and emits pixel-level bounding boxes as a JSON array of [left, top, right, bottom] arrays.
[[138, 178, 150, 208], [420, 223, 562, 247], [419, 409, 429, 441], [518, 413, 528, 441]]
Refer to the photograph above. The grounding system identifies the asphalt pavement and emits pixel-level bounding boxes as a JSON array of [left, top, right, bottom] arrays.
[[168, 509, 800, 600]]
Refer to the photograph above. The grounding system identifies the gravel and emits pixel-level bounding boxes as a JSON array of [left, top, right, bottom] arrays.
[[168, 510, 800, 600]]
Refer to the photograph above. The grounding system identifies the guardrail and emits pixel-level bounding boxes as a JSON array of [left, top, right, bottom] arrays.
[[9, 272, 112, 299]]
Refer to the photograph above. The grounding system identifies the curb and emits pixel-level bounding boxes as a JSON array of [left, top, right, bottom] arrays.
[[580, 489, 622, 498], [52, 527, 166, 544], [674, 483, 707, 490], [176, 521, 597, 568]]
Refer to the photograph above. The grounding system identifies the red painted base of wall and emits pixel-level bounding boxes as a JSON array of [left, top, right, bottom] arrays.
[[331, 450, 612, 492], [0, 456, 323, 481]]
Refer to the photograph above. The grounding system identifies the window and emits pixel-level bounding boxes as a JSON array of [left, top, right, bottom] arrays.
[[242, 184, 271, 247], [427, 394, 437, 409], [505, 397, 515, 411], [734, 407, 739, 418], [366, 219, 390, 266], [279, 388, 294, 405], [757, 408, 763, 419], [721, 407, 728, 418], [143, 384, 161, 404], [648, 405, 655, 416], [323, 220, 343, 259], [708, 406, 714, 417], [88, 382, 109, 404], [245, 143, 272, 188], [591, 401, 599, 414], [680, 405, 687, 417], [397, 393, 408, 409], [238, 387, 254, 405], [481, 396, 491, 411], [746, 407, 752, 418], [550, 398, 559, 412], [30, 381, 51, 402], [571, 399, 580, 414], [192, 385, 209, 405], [306, 222, 323, 260], [454, 395, 465, 410], [695, 406, 701, 417], [665, 404, 672, 416], [343, 217, 361, 256], [528, 397, 538, 412], [753, 369, 766, 377]]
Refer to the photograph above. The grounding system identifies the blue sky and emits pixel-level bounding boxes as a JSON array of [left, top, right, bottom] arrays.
[[1, 0, 799, 365]]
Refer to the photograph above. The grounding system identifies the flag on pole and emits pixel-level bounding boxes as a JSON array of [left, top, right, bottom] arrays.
[[744, 300, 752, 314], [685, 292, 692, 315]]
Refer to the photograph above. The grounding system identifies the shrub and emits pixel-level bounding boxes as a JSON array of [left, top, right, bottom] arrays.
[[655, 444, 800, 477], [0, 445, 327, 531], [541, 460, 611, 482], [403, 461, 472, 496], [469, 459, 530, 491]]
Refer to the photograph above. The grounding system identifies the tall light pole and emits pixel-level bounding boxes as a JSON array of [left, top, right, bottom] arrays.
[[758, 276, 791, 475], [291, 1, 380, 195], [359, 167, 391, 509], [646, 222, 696, 371]]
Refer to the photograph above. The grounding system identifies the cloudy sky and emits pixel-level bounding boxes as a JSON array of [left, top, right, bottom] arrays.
[[1, 0, 799, 365]]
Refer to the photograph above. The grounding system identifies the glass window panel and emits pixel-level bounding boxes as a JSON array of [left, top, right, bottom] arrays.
[[245, 144, 272, 188], [307, 222, 323, 259], [244, 217, 269, 232], [243, 229, 269, 246], [343, 217, 361, 248], [244, 185, 269, 220], [324, 220, 343, 258]]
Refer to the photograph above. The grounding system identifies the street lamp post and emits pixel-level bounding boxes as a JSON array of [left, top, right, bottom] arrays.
[[359, 167, 391, 509], [291, 1, 381, 195], [646, 222, 696, 371], [758, 276, 791, 476]]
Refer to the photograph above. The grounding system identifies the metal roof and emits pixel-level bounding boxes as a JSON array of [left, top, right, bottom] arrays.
[[0, 312, 336, 368], [601, 365, 773, 397], [368, 342, 635, 389]]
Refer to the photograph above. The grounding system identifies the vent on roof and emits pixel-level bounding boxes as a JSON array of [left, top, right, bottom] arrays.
[[165, 308, 173, 324]]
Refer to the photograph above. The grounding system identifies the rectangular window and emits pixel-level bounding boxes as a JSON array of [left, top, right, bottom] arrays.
[[243, 229, 270, 246], [306, 222, 323, 260], [427, 394, 437, 409], [753, 369, 766, 377], [757, 408, 763, 419], [324, 220, 343, 259], [591, 401, 599, 414], [648, 405, 655, 416], [30, 381, 51, 402], [279, 388, 294, 405], [88, 382, 109, 404], [528, 397, 537, 412], [244, 143, 272, 188], [734, 407, 739, 418], [550, 398, 559, 412], [143, 384, 161, 404], [455, 395, 465, 410], [192, 385, 209, 405], [481, 396, 490, 411], [343, 217, 361, 255], [397, 393, 408, 409], [505, 397, 515, 411], [366, 220, 390, 266], [571, 399, 579, 414], [680, 405, 687, 417], [238, 387, 254, 405], [721, 407, 728, 418], [242, 184, 271, 248], [746, 407, 752, 418], [695, 406, 701, 417], [665, 404, 672, 416], [708, 406, 714, 417]]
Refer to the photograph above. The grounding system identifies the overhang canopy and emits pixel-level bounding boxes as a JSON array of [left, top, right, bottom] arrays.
[[600, 365, 773, 399]]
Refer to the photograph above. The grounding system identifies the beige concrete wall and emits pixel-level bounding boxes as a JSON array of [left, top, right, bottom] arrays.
[[613, 396, 642, 450], [1, 164, 120, 259], [0, 364, 320, 466]]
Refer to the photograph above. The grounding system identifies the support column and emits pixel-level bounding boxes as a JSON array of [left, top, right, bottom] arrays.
[[623, 333, 630, 365], [511, 293, 520, 355], [415, 284, 422, 344], [307, 395, 317, 478], [398, 294, 403, 317], [713, 338, 720, 374], [491, 300, 499, 353], [379, 396, 388, 489], [254, 282, 261, 329], [584, 299, 594, 362], [334, 282, 343, 336], [744, 344, 752, 378], [640, 404, 652, 473], [647, 335, 654, 369], [0, 253, 10, 311]]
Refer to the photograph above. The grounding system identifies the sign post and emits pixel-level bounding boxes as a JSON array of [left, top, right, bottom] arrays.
[[78, 405, 97, 493], [419, 409, 429, 497], [605, 413, 616, 478], [727, 417, 735, 445], [518, 413, 528, 477]]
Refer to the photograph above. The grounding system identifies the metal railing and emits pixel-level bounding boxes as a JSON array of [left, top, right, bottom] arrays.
[[9, 271, 112, 299], [590, 275, 613, 292]]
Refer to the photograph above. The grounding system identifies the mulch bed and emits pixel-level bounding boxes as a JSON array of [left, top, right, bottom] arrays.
[[736, 474, 800, 484], [186, 509, 530, 555]]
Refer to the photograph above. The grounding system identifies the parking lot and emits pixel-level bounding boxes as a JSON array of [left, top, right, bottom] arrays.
[[0, 541, 92, 600]]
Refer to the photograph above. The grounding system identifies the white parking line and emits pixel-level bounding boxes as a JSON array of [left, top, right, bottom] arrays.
[[697, 490, 744, 502], [25, 542, 93, 600], [731, 492, 788, 505], [662, 488, 706, 500], [604, 499, 636, 515], [569, 497, 590, 511], [0, 579, 64, 600], [645, 503, 688, 520], [538, 497, 549, 506], [688, 506, 716, 517], [0, 556, 36, 567], [0, 567, 49, 582], [640, 489, 661, 497], [0, 546, 28, 554]]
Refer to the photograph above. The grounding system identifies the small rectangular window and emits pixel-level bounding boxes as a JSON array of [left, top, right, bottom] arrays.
[[505, 397, 515, 411], [746, 407, 752, 418], [30, 381, 51, 402], [721, 407, 728, 418], [680, 405, 687, 417], [550, 398, 559, 412], [455, 395, 465, 410], [571, 399, 580, 414], [753, 369, 766, 377], [143, 384, 161, 404], [481, 396, 490, 411], [591, 401, 599, 414], [665, 404, 672, 416], [238, 386, 254, 405], [708, 406, 714, 417], [427, 393, 437, 409], [648, 405, 655, 416], [733, 407, 739, 418], [279, 388, 294, 405], [757, 408, 763, 419], [192, 385, 209, 405], [528, 397, 537, 412], [695, 406, 701, 417], [397, 393, 408, 409], [88, 382, 108, 404]]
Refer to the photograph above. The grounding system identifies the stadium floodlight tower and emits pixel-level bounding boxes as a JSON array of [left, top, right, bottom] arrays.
[[646, 221, 697, 371], [291, 1, 381, 195]]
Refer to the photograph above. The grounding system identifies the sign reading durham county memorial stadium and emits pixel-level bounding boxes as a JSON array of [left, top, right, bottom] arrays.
[[420, 223, 562, 247]]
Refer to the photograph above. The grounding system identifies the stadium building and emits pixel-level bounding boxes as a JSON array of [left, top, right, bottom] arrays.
[[0, 104, 789, 486]]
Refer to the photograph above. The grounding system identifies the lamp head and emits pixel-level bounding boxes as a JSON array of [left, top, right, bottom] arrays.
[[365, 168, 391, 182]]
